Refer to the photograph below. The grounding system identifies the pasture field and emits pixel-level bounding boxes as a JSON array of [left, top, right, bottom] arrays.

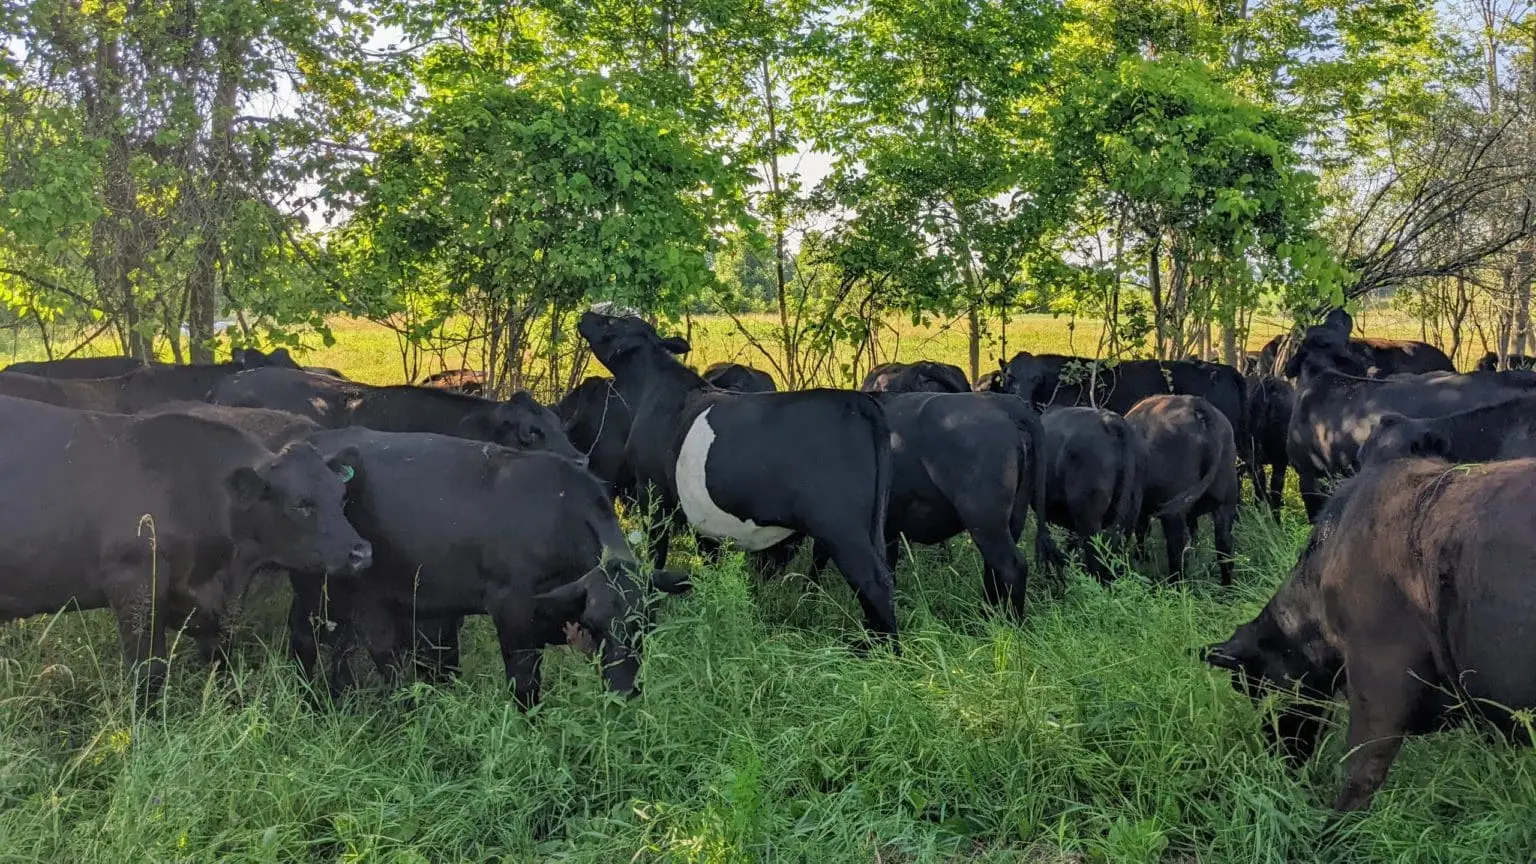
[[1, 314, 1533, 862], [0, 306, 1464, 388]]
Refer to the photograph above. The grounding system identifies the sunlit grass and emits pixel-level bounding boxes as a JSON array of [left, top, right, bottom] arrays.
[[1, 503, 1533, 862]]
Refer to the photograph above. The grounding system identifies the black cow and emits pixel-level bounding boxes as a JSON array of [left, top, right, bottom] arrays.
[[1474, 350, 1536, 372], [141, 402, 322, 449], [4, 346, 299, 380], [578, 312, 900, 644], [1245, 375, 1294, 515], [1357, 394, 1536, 466], [0, 359, 290, 413], [211, 367, 583, 462], [1273, 308, 1455, 379], [1039, 407, 1146, 581], [1125, 395, 1240, 585], [849, 392, 1064, 613], [702, 362, 777, 393], [1283, 322, 1536, 521], [0, 395, 370, 697], [419, 368, 486, 394], [860, 361, 970, 394], [1205, 452, 1536, 812], [1000, 352, 1253, 496], [3, 356, 159, 378], [556, 376, 635, 498], [294, 429, 689, 704]]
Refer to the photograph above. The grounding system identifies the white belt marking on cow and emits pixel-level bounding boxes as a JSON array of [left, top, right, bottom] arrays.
[[675, 407, 793, 551]]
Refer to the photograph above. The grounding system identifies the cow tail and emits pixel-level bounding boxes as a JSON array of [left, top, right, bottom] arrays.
[[857, 394, 894, 574], [1154, 400, 1224, 518], [1005, 400, 1064, 568], [1107, 416, 1143, 536]]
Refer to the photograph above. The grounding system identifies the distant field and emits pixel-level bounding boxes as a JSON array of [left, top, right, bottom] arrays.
[[0, 307, 1467, 388]]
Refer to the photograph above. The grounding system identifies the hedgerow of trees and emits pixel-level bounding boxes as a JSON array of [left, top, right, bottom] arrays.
[[5, 0, 1536, 391]]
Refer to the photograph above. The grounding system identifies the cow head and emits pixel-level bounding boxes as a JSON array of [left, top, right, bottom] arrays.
[[1476, 351, 1500, 373], [224, 441, 372, 577], [233, 346, 301, 370], [1358, 414, 1451, 466], [1000, 352, 1053, 406], [533, 559, 691, 695], [578, 312, 691, 371], [463, 391, 587, 467], [1202, 522, 1342, 762], [1282, 323, 1366, 380]]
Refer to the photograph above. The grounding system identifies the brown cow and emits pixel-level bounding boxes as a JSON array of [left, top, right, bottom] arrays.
[[1205, 451, 1536, 812]]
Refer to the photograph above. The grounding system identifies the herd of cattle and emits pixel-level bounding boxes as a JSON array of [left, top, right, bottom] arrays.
[[1, 307, 1534, 815]]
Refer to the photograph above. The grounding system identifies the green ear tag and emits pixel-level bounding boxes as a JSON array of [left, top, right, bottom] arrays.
[[337, 465, 355, 483]]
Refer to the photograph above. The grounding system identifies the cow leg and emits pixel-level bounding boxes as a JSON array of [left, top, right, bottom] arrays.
[[1333, 658, 1425, 813], [1266, 459, 1287, 516], [1160, 515, 1189, 582], [110, 595, 169, 706], [287, 575, 326, 680], [1213, 507, 1236, 586], [971, 524, 1028, 616], [1297, 469, 1326, 523], [821, 536, 899, 647], [412, 615, 463, 684], [807, 541, 831, 582]]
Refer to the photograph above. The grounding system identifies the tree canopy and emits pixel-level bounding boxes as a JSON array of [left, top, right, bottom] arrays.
[[3, 0, 1535, 384]]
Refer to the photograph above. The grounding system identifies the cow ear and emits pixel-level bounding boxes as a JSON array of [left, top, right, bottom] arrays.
[[660, 336, 691, 355], [326, 446, 362, 484], [534, 579, 589, 621], [651, 569, 692, 595], [225, 466, 269, 507]]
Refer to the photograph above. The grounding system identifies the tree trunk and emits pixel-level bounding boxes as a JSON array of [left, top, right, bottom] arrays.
[[968, 305, 981, 382], [760, 54, 796, 389], [1148, 236, 1165, 358], [187, 38, 243, 364]]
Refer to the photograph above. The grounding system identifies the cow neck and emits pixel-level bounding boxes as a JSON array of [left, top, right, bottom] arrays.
[[609, 345, 708, 421]]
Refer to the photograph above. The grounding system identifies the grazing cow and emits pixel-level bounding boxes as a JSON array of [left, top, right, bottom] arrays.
[[211, 367, 583, 463], [856, 392, 1063, 613], [1039, 407, 1146, 581], [1246, 375, 1294, 515], [1283, 321, 1536, 520], [141, 401, 323, 449], [702, 362, 777, 393], [1474, 350, 1536, 372], [0, 395, 371, 696], [1357, 394, 1536, 466], [4, 346, 299, 380], [3, 356, 160, 378], [1125, 395, 1240, 584], [1204, 452, 1536, 812], [1000, 352, 1253, 496], [860, 361, 970, 394], [1272, 308, 1455, 379], [556, 376, 634, 497], [0, 359, 289, 413], [419, 368, 486, 395], [578, 312, 900, 644], [293, 429, 690, 704]]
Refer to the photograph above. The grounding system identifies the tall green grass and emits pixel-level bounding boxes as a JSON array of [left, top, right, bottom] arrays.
[[2, 509, 1533, 862]]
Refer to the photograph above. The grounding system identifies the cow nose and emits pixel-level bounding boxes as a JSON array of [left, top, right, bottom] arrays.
[[347, 540, 373, 573]]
